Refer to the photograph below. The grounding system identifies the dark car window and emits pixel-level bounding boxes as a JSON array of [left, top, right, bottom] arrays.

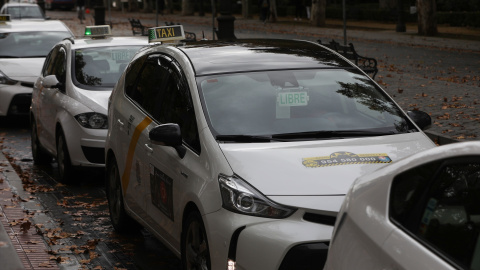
[[197, 69, 414, 137], [128, 54, 200, 153], [3, 6, 45, 19], [390, 157, 480, 269]]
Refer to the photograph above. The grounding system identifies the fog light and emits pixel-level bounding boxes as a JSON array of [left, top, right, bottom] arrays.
[[227, 259, 236, 270]]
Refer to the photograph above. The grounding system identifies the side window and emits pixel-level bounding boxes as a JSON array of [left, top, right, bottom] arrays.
[[124, 54, 147, 98], [43, 46, 60, 77], [129, 54, 200, 153], [52, 47, 67, 84], [390, 157, 480, 269]]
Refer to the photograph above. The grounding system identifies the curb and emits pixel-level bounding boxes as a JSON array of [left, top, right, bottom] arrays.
[[0, 217, 24, 270], [0, 151, 26, 270]]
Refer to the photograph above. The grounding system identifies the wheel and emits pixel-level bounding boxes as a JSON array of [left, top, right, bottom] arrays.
[[56, 131, 73, 183], [182, 211, 211, 270], [31, 119, 52, 164], [106, 157, 139, 233]]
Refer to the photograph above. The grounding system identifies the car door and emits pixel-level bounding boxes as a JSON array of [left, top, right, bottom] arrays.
[[36, 45, 67, 153], [131, 54, 203, 247], [387, 156, 480, 269], [111, 54, 150, 218]]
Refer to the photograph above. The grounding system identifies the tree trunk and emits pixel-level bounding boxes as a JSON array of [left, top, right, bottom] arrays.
[[379, 0, 396, 10], [269, 0, 277, 22], [417, 0, 437, 36], [182, 0, 194, 15], [311, 0, 326, 27], [242, 0, 251, 18], [164, 0, 173, 13]]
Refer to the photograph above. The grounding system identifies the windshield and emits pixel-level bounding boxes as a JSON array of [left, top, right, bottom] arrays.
[[72, 46, 143, 90], [4, 6, 44, 19], [198, 69, 415, 140], [0, 31, 71, 58]]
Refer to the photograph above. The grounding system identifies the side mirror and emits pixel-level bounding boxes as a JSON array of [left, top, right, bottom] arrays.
[[407, 110, 432, 130], [149, 123, 186, 158], [43, 75, 64, 92]]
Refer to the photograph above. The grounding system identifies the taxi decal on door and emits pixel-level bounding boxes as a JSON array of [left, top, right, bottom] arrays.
[[150, 164, 174, 221], [122, 116, 152, 193]]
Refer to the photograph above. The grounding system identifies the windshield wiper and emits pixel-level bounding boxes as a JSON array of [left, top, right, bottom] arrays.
[[0, 55, 20, 58], [272, 130, 398, 139], [216, 134, 291, 142]]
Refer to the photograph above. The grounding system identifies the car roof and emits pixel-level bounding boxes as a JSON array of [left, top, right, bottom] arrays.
[[0, 19, 71, 33], [176, 39, 355, 76], [2, 2, 39, 7], [70, 36, 148, 49]]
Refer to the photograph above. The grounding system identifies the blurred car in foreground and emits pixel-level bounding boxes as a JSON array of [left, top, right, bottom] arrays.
[[105, 25, 437, 270], [30, 25, 147, 183], [0, 16, 72, 117], [0, 3, 47, 19], [325, 141, 480, 270]]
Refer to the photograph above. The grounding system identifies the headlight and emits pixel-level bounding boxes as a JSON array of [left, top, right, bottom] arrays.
[[74, 113, 108, 129], [219, 174, 296, 219], [0, 70, 18, 85]]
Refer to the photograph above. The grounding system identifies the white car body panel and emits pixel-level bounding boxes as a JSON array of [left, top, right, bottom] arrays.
[[325, 142, 480, 270]]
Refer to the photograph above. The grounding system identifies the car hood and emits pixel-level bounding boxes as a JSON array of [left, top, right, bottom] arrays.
[[0, 58, 44, 82], [73, 88, 111, 114], [219, 132, 435, 197]]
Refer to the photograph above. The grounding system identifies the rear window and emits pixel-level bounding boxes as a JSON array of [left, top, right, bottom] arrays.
[[0, 31, 71, 58]]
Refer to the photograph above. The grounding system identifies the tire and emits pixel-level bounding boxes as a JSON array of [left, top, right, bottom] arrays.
[[182, 211, 211, 270], [31, 119, 52, 165], [56, 131, 73, 183], [106, 157, 139, 233]]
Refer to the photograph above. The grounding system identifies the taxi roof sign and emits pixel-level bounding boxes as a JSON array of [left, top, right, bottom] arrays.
[[84, 25, 112, 38], [0, 15, 11, 23], [148, 25, 185, 43]]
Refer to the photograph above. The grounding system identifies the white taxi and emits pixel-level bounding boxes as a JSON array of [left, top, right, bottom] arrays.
[[0, 15, 72, 117], [31, 25, 147, 183], [105, 26, 436, 270], [325, 141, 480, 270]]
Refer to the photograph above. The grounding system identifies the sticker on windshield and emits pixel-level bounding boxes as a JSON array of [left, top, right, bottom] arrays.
[[302, 151, 392, 168], [277, 92, 309, 107], [111, 50, 132, 61]]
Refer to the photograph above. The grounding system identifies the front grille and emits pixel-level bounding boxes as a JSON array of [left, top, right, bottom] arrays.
[[279, 242, 329, 270], [303, 212, 337, 226], [8, 94, 32, 116], [81, 146, 105, 164]]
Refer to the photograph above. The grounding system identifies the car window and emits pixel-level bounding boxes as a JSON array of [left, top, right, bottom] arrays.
[[390, 157, 480, 269], [4, 6, 44, 19], [128, 54, 200, 153], [72, 46, 143, 90], [46, 46, 66, 86], [42, 46, 59, 77], [197, 69, 413, 137], [0, 31, 71, 58]]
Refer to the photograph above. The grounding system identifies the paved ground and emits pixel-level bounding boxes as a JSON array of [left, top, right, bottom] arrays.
[[1, 8, 479, 269]]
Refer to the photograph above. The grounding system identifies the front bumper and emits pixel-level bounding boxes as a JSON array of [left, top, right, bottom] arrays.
[[61, 116, 107, 167], [205, 209, 334, 270], [0, 83, 33, 116]]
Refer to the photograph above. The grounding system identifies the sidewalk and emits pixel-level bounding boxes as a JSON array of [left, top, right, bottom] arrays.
[[0, 152, 58, 270]]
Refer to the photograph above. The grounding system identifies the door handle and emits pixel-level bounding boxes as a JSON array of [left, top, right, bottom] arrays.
[[117, 119, 124, 127], [144, 144, 153, 154]]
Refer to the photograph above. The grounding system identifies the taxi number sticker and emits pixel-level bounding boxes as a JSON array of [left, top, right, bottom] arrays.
[[150, 165, 174, 221], [111, 51, 131, 61], [303, 151, 392, 168], [277, 92, 309, 107]]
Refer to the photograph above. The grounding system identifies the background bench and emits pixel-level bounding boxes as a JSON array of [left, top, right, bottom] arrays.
[[128, 18, 150, 36], [318, 39, 378, 79]]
